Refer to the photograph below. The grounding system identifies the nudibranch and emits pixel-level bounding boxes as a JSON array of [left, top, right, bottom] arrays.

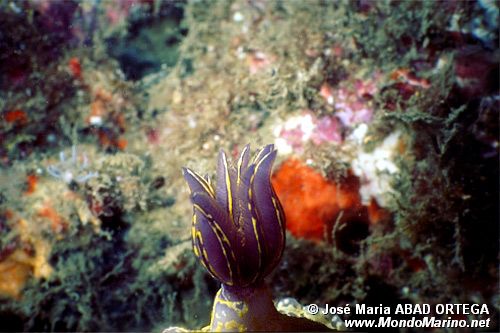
[[182, 144, 331, 332]]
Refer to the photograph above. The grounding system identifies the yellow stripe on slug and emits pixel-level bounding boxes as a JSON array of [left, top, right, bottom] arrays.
[[194, 203, 236, 261], [185, 168, 215, 197], [193, 204, 235, 284], [221, 152, 234, 222], [196, 230, 224, 282], [271, 197, 284, 238], [247, 162, 264, 284], [206, 176, 213, 191], [236, 145, 249, 186], [251, 150, 273, 181], [270, 196, 285, 267], [248, 151, 273, 205], [252, 146, 267, 164], [250, 216, 263, 283], [202, 246, 222, 280], [191, 225, 196, 241]]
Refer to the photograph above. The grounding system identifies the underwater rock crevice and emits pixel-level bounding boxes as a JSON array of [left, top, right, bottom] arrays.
[[106, 2, 187, 81]]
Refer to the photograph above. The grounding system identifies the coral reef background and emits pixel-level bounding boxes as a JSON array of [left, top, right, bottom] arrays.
[[0, 0, 498, 331]]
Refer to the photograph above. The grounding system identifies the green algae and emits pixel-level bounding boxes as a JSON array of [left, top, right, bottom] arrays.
[[0, 0, 498, 331]]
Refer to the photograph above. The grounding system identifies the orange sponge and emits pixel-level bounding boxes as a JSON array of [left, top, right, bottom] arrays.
[[272, 158, 364, 242]]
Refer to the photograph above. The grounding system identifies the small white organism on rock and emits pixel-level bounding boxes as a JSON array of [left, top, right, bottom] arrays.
[[46, 145, 98, 184], [350, 125, 401, 207]]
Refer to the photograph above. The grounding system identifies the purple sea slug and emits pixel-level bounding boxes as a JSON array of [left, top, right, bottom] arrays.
[[181, 144, 330, 332]]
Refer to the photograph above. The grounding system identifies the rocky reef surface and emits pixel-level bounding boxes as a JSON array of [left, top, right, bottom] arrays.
[[0, 0, 498, 331]]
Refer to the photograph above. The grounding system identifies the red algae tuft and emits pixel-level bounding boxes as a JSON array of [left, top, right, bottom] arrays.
[[68, 57, 82, 79], [24, 174, 38, 195], [4, 109, 28, 126], [37, 204, 69, 234]]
